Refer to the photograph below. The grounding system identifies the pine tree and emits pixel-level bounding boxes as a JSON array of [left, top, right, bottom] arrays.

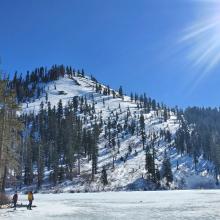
[[24, 134, 34, 186], [164, 107, 168, 122], [91, 123, 100, 180], [0, 77, 23, 192], [101, 166, 108, 186], [37, 142, 44, 189], [64, 107, 76, 180], [140, 113, 146, 150], [118, 86, 123, 98], [165, 130, 172, 143], [161, 152, 173, 187], [145, 148, 156, 182], [130, 92, 134, 102]]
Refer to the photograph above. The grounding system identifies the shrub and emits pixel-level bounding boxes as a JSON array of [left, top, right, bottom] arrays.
[[0, 193, 10, 206]]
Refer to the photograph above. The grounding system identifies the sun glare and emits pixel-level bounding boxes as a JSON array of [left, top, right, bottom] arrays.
[[179, 1, 220, 86]]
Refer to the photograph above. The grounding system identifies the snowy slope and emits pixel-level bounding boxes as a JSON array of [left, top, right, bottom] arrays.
[[21, 74, 218, 191]]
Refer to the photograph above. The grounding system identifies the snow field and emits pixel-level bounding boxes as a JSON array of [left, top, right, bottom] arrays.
[[1, 190, 220, 220]]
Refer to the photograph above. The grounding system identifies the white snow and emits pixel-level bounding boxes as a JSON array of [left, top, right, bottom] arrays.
[[20, 74, 218, 191], [22, 76, 94, 114], [1, 190, 220, 220]]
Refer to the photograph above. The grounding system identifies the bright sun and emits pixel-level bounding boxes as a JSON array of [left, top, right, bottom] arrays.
[[179, 1, 220, 84]]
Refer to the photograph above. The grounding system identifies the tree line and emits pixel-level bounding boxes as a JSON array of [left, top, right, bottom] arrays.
[[175, 107, 220, 184], [3, 64, 218, 192], [0, 65, 178, 192]]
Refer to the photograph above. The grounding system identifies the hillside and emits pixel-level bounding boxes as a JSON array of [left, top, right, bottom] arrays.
[[10, 69, 216, 192]]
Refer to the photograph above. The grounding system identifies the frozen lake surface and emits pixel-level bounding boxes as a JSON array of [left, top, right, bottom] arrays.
[[1, 190, 220, 220]]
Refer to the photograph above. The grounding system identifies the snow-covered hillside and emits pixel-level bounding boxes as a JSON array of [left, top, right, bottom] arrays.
[[21, 74, 217, 191]]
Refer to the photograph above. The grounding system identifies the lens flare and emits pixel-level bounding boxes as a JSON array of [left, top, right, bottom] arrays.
[[179, 1, 220, 87]]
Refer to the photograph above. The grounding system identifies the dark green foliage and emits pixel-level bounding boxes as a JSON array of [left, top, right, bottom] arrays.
[[175, 107, 220, 178], [101, 167, 108, 186], [20, 94, 100, 185], [91, 123, 101, 180], [145, 147, 160, 185], [9, 65, 75, 102], [165, 130, 172, 143], [161, 152, 173, 186], [145, 151, 154, 175], [118, 86, 123, 98], [140, 114, 145, 150], [7, 65, 220, 190]]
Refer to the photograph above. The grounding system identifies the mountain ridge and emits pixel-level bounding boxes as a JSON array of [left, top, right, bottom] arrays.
[[9, 67, 216, 192]]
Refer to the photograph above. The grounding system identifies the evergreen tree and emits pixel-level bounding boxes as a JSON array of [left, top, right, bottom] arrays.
[[130, 92, 134, 102], [37, 142, 44, 189], [0, 77, 23, 192], [101, 166, 108, 186], [24, 135, 33, 186], [161, 152, 173, 187], [145, 151, 153, 177], [118, 86, 123, 98], [140, 113, 146, 150], [91, 123, 100, 180]]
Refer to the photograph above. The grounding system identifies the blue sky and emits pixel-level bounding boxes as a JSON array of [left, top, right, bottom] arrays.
[[0, 0, 220, 108]]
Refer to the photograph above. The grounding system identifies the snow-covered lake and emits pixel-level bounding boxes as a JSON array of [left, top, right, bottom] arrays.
[[1, 190, 220, 220]]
